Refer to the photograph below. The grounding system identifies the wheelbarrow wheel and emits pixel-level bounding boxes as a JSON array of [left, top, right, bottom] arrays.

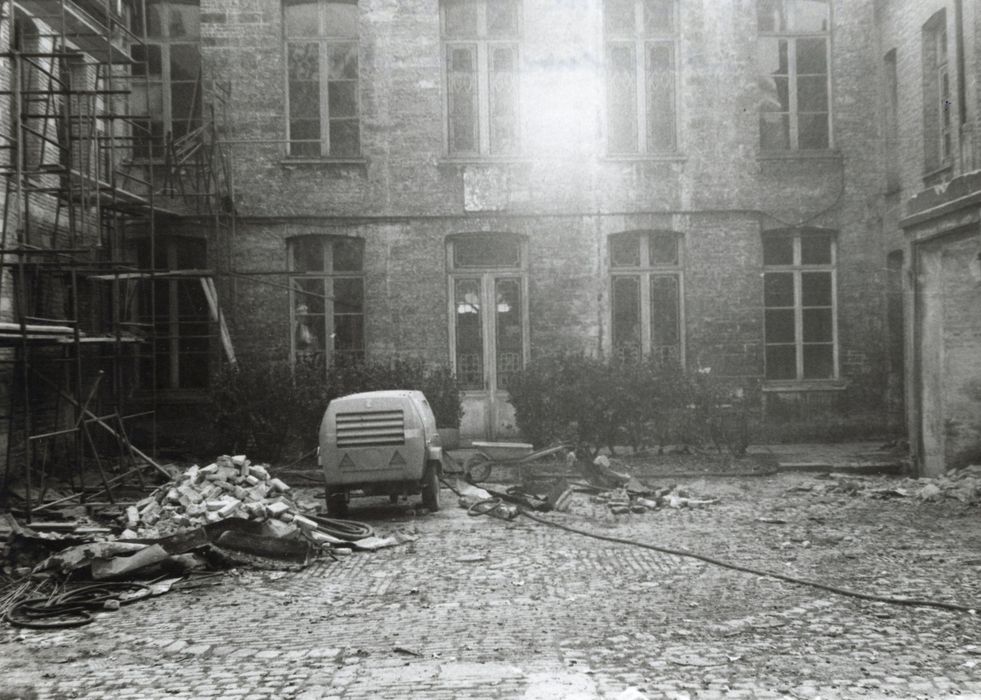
[[465, 452, 493, 483]]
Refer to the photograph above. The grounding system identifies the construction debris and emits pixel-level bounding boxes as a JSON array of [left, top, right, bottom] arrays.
[[814, 465, 981, 505]]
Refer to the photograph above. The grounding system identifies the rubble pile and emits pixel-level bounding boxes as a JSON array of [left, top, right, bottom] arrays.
[[813, 464, 981, 504], [122, 454, 320, 540], [593, 485, 718, 515]]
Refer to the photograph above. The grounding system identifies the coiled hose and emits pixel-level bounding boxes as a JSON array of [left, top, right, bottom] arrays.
[[6, 581, 151, 629]]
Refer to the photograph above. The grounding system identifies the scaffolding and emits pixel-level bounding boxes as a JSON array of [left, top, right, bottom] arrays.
[[0, 0, 233, 521]]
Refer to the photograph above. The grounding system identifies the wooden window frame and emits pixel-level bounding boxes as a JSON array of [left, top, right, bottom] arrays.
[[762, 231, 838, 383], [440, 0, 521, 157], [609, 231, 685, 365], [604, 0, 679, 156], [284, 0, 361, 158]]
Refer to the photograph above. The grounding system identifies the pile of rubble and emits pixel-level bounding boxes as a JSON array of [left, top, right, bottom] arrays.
[[810, 464, 981, 505], [121, 454, 316, 539], [593, 484, 718, 515]]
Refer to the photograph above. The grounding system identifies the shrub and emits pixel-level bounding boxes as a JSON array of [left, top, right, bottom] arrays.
[[507, 353, 753, 457], [207, 356, 463, 462]]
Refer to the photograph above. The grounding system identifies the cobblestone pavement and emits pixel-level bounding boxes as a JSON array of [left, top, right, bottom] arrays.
[[3, 471, 981, 699]]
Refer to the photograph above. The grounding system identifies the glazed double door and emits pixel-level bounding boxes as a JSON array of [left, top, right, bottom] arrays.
[[451, 273, 527, 440]]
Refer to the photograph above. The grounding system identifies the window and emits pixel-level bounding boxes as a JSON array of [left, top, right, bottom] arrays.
[[284, 0, 360, 158], [440, 0, 520, 157], [883, 49, 900, 190], [136, 236, 211, 390], [762, 230, 837, 381], [922, 10, 951, 172], [131, 0, 201, 159], [289, 236, 364, 364], [757, 0, 830, 151], [604, 0, 677, 155], [609, 231, 683, 364]]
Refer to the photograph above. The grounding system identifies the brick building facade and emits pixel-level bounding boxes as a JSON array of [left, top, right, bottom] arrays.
[[5, 0, 978, 480]]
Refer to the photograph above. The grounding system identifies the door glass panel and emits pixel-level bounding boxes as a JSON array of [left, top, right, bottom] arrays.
[[610, 233, 641, 267], [495, 279, 523, 390], [650, 275, 680, 360], [455, 278, 483, 389], [612, 276, 641, 362]]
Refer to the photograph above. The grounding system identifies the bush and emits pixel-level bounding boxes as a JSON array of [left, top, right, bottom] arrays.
[[208, 356, 463, 462], [507, 353, 752, 457]]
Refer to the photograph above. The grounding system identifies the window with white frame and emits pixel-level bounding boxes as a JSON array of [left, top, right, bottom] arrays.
[[284, 0, 360, 158], [609, 231, 683, 364], [289, 236, 364, 364], [922, 10, 951, 172], [605, 0, 677, 155], [440, 0, 520, 157], [762, 230, 837, 381], [756, 0, 830, 151], [131, 0, 201, 159]]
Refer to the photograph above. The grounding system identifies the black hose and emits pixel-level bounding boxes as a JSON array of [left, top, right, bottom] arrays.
[[513, 509, 978, 614], [305, 514, 374, 541], [6, 582, 151, 629]]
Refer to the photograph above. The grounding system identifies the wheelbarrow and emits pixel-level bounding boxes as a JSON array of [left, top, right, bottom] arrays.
[[464, 441, 572, 483]]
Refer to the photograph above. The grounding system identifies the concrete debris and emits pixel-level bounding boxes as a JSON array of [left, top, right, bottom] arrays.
[[817, 464, 981, 505], [592, 483, 718, 515]]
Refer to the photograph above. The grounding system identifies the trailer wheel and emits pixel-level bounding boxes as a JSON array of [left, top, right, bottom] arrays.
[[326, 490, 348, 518], [421, 462, 441, 512], [464, 452, 492, 483]]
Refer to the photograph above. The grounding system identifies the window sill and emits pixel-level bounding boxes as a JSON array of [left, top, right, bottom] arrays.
[[600, 154, 688, 163], [279, 157, 368, 167], [762, 380, 847, 392], [438, 156, 531, 166], [757, 150, 843, 161]]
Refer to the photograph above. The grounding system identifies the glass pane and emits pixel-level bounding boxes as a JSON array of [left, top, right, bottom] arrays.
[[801, 271, 832, 306], [765, 308, 795, 343], [757, 0, 787, 32], [766, 345, 796, 380], [487, 0, 519, 37], [647, 43, 675, 151], [798, 112, 829, 149], [293, 278, 326, 314], [760, 76, 790, 113], [764, 272, 794, 307], [167, 4, 200, 38], [285, 1, 320, 37], [295, 314, 325, 358], [489, 47, 518, 154], [455, 279, 483, 389], [644, 0, 674, 35], [170, 83, 199, 123], [146, 44, 163, 76], [763, 236, 793, 265], [757, 38, 789, 77], [612, 276, 641, 360], [170, 44, 200, 82], [800, 234, 831, 264], [610, 233, 641, 267], [324, 1, 358, 38], [454, 237, 521, 268], [649, 232, 678, 265], [605, 0, 635, 36], [333, 277, 364, 314], [289, 81, 320, 118], [607, 44, 638, 153], [292, 237, 325, 272], [329, 44, 358, 80], [148, 3, 165, 37], [328, 80, 358, 118], [650, 275, 679, 348], [289, 43, 320, 82], [289, 120, 321, 156], [796, 38, 827, 74], [797, 76, 828, 112], [803, 308, 832, 342], [802, 344, 833, 379], [496, 279, 523, 389], [447, 45, 478, 153], [444, 0, 478, 37], [329, 119, 360, 156], [793, 0, 829, 32], [333, 238, 363, 271], [334, 314, 364, 352]]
